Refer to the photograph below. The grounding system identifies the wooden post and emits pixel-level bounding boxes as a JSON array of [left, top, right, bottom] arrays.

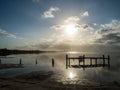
[[103, 55, 105, 67], [52, 58, 54, 67], [79, 56, 81, 66], [83, 55, 85, 65], [0, 59, 1, 64], [19, 58, 22, 65], [83, 55, 85, 70], [90, 58, 92, 66], [108, 55, 110, 68], [95, 58, 97, 66], [66, 55, 68, 69], [35, 58, 37, 65]]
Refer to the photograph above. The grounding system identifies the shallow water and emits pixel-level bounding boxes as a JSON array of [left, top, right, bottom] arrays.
[[0, 52, 120, 85]]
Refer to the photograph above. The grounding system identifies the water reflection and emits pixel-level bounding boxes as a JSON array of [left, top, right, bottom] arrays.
[[66, 51, 79, 54], [0, 52, 120, 86], [69, 71, 75, 79]]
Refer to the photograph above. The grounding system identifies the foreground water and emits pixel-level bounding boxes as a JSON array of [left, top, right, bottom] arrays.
[[0, 52, 120, 85]]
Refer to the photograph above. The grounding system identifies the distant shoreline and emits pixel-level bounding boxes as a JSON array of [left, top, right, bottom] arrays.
[[0, 48, 58, 56]]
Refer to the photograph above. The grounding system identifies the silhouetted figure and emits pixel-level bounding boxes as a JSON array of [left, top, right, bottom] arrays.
[[52, 58, 54, 67]]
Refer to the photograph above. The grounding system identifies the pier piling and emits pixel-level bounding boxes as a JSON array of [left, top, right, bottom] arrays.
[[83, 55, 85, 70], [83, 55, 85, 66], [19, 58, 22, 65], [35, 58, 38, 65], [52, 58, 54, 67], [103, 55, 105, 67], [79, 56, 82, 66], [108, 55, 110, 68], [0, 59, 1, 64], [66, 55, 68, 69], [65, 54, 110, 69]]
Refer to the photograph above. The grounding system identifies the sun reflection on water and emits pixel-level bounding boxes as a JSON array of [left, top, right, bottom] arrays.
[[68, 71, 76, 79], [67, 51, 79, 54], [69, 72, 75, 79]]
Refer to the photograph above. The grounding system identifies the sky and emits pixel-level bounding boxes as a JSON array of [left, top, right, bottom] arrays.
[[0, 0, 120, 52]]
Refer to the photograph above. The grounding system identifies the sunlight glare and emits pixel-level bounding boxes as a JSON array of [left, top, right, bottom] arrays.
[[65, 24, 77, 36], [69, 72, 75, 79], [67, 51, 79, 54]]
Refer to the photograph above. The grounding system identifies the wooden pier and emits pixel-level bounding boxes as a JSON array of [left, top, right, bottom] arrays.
[[66, 55, 110, 70]]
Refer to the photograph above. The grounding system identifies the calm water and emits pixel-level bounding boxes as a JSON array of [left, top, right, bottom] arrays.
[[0, 52, 120, 85]]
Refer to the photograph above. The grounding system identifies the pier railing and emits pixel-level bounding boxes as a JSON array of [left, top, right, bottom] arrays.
[[66, 55, 110, 70]]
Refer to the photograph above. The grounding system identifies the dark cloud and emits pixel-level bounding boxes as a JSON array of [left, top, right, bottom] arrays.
[[83, 24, 88, 29], [94, 20, 120, 45], [97, 29, 112, 34], [95, 32, 120, 44]]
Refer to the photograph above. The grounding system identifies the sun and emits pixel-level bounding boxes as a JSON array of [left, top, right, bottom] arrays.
[[64, 23, 77, 36]]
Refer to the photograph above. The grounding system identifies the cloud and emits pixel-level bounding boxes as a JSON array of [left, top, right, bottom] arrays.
[[16, 37, 71, 51], [16, 14, 120, 52], [0, 28, 16, 38], [51, 16, 79, 30], [95, 33, 120, 44], [51, 16, 94, 35], [64, 16, 80, 23], [100, 20, 120, 30], [51, 16, 90, 30], [50, 16, 95, 46], [94, 20, 120, 45], [42, 7, 60, 18], [50, 18, 120, 51], [81, 11, 89, 17]]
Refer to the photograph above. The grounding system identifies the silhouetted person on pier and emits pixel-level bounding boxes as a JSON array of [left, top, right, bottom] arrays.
[[52, 58, 54, 67]]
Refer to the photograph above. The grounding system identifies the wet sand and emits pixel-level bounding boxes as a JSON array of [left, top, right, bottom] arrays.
[[0, 71, 120, 90]]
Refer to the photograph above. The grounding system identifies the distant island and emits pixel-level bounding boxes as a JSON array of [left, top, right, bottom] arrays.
[[0, 48, 57, 56]]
